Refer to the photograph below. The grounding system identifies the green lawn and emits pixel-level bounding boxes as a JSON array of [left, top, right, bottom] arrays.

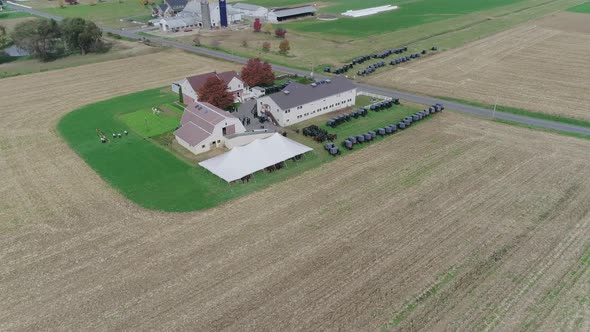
[[247, 0, 527, 37], [0, 11, 32, 20], [119, 108, 180, 138], [567, 2, 590, 13], [43, 2, 150, 27], [58, 88, 428, 211]]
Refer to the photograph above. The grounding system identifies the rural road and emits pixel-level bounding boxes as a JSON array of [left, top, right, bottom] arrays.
[[8, 4, 590, 136]]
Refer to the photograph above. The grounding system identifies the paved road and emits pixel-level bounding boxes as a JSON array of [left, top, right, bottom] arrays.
[[9, 4, 590, 136]]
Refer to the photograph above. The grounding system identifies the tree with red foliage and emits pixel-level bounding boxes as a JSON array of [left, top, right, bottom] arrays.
[[197, 76, 234, 110], [253, 18, 262, 32], [241, 58, 275, 87], [274, 27, 287, 39]]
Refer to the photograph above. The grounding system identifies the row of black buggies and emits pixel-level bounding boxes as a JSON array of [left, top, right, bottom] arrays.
[[325, 103, 445, 155], [325, 47, 409, 74], [326, 98, 400, 129], [301, 125, 337, 143], [326, 46, 438, 76]]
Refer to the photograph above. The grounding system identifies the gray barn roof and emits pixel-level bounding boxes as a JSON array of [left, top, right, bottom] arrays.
[[266, 77, 356, 110], [271, 5, 316, 18], [233, 3, 265, 11]]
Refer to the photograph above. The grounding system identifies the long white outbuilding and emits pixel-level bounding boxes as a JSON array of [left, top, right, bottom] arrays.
[[342, 5, 399, 18]]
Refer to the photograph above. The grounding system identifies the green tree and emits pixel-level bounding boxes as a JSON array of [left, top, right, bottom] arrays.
[[61, 18, 103, 55], [263, 22, 273, 34], [178, 86, 184, 104], [0, 25, 11, 49], [11, 19, 62, 61]]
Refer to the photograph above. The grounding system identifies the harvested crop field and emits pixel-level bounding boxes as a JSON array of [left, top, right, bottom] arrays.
[[368, 12, 590, 122], [2, 55, 590, 330]]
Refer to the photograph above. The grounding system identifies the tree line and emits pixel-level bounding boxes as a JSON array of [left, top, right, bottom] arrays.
[[10, 17, 106, 61]]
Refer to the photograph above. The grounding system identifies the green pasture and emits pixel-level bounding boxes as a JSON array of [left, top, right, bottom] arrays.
[[43, 2, 150, 27], [567, 2, 590, 13], [247, 0, 527, 37]]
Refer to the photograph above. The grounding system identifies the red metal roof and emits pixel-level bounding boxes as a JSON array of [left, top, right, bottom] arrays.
[[185, 70, 240, 93]]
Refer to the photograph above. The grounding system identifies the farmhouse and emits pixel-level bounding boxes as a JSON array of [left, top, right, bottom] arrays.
[[267, 5, 317, 23], [175, 101, 246, 155], [232, 3, 269, 19], [172, 70, 247, 103], [151, 0, 188, 17], [257, 77, 357, 126], [155, 0, 241, 31]]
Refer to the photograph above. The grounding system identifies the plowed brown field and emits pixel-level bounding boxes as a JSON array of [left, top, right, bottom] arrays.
[[368, 12, 590, 122], [2, 51, 590, 331]]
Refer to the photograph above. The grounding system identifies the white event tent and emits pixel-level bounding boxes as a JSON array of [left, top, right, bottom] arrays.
[[199, 133, 313, 182]]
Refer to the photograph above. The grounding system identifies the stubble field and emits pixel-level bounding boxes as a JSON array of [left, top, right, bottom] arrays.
[[368, 12, 590, 122], [2, 52, 590, 330]]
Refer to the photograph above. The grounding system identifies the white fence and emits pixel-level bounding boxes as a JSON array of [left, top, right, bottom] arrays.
[[357, 90, 391, 101]]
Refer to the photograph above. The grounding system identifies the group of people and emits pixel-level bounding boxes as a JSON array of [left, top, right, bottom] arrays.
[[241, 117, 252, 126]]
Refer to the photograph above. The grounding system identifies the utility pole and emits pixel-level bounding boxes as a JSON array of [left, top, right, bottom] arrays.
[[492, 96, 498, 119]]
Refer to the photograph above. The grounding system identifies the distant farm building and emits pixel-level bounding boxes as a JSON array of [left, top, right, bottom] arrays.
[[232, 3, 269, 18], [154, 0, 241, 31], [267, 5, 317, 23], [172, 71, 248, 103], [175, 101, 246, 155], [257, 77, 357, 126], [152, 0, 188, 17]]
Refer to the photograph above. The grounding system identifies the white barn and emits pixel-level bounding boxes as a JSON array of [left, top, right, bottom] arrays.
[[175, 101, 246, 155], [156, 0, 242, 32], [257, 77, 357, 127]]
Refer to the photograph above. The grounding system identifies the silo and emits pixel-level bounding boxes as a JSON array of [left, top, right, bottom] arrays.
[[201, 0, 211, 29], [219, 0, 228, 27]]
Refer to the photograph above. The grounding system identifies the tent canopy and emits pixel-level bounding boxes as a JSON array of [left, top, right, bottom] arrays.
[[199, 133, 313, 182]]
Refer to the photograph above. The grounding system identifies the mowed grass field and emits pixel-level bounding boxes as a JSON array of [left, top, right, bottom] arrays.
[[367, 12, 590, 122], [0, 11, 31, 20], [3, 55, 590, 329]]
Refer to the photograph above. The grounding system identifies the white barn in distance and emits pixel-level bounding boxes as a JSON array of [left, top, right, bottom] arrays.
[[232, 3, 268, 18], [257, 77, 357, 126]]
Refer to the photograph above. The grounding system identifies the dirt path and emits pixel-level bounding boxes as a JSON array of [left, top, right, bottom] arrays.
[[2, 52, 590, 330]]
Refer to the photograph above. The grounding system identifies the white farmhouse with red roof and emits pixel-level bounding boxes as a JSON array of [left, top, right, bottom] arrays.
[[175, 101, 246, 155], [172, 70, 248, 104]]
